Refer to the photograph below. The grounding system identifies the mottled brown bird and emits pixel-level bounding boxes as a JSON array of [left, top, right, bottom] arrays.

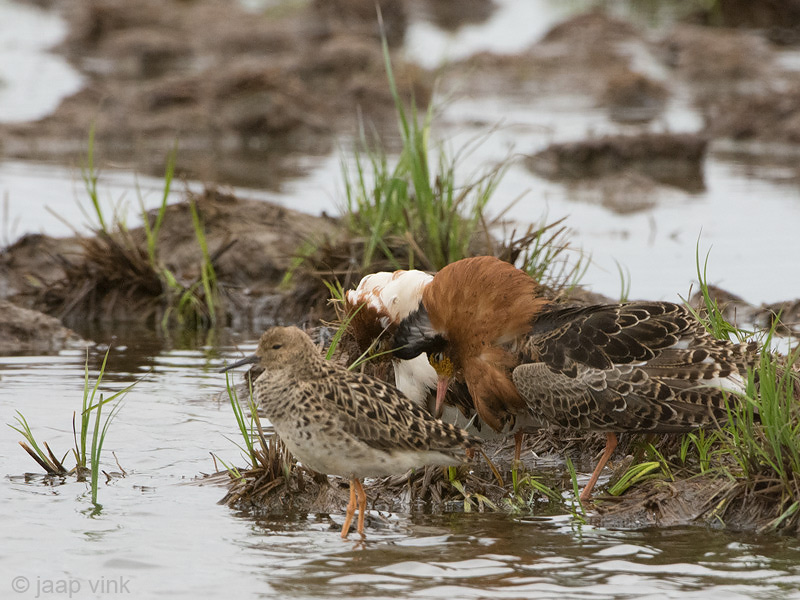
[[394, 256, 757, 501], [220, 326, 479, 537]]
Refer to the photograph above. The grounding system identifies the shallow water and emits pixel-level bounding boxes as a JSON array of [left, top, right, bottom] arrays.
[[3, 347, 800, 599], [0, 0, 82, 123], [2, 1, 800, 597]]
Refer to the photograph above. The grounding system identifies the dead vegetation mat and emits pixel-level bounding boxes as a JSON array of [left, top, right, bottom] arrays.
[[215, 426, 800, 536]]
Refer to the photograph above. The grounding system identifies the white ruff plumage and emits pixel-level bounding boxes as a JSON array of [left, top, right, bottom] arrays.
[[348, 270, 436, 404]]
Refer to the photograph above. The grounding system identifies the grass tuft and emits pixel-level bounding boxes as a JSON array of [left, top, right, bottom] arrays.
[[45, 135, 223, 331], [286, 33, 584, 301], [8, 348, 135, 506]]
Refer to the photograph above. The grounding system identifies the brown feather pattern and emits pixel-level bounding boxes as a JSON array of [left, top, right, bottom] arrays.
[[514, 301, 758, 433], [407, 257, 757, 437], [422, 256, 550, 430], [247, 327, 479, 478]]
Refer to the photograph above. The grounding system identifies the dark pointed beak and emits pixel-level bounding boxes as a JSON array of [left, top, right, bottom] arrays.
[[218, 353, 258, 373]]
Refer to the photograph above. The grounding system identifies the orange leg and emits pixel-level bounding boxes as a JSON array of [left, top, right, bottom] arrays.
[[514, 431, 525, 464], [354, 478, 367, 536], [341, 478, 357, 538], [580, 432, 618, 502]]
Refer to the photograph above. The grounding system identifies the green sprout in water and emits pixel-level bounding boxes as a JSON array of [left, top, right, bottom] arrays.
[[565, 456, 587, 523], [9, 348, 135, 507]]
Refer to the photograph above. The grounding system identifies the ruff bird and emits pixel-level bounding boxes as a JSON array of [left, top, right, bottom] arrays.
[[220, 326, 479, 537], [344, 269, 477, 426], [393, 255, 757, 501]]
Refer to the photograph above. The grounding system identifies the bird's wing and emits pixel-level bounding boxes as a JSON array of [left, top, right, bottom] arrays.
[[512, 361, 730, 433], [308, 370, 477, 454], [526, 302, 714, 372], [514, 301, 750, 432]]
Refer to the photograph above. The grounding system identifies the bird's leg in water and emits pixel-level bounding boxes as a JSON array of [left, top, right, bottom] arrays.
[[354, 478, 367, 536], [511, 431, 525, 489], [341, 478, 357, 538], [580, 432, 618, 502]]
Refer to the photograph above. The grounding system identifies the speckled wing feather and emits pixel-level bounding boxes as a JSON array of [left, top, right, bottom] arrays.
[[308, 363, 479, 455], [513, 301, 757, 433], [513, 361, 731, 432]]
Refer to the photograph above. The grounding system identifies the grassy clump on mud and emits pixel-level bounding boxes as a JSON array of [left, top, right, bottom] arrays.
[[285, 39, 586, 301], [596, 251, 800, 534], [9, 348, 134, 508], [41, 132, 225, 331]]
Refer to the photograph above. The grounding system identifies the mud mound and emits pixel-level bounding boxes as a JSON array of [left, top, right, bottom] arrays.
[[0, 301, 85, 355], [526, 133, 707, 192], [2, 188, 342, 329], [706, 86, 800, 144]]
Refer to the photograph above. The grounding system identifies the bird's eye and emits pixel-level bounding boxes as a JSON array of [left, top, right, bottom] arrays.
[[429, 352, 443, 365], [272, 343, 282, 350]]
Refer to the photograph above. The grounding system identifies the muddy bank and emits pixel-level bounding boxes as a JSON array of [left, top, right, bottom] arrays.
[[1, 188, 346, 330], [0, 185, 599, 334], [0, 0, 430, 188], [3, 181, 798, 337], [0, 300, 85, 355]]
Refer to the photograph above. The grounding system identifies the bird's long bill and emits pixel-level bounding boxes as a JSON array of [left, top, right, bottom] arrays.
[[435, 376, 450, 419], [218, 354, 258, 373]]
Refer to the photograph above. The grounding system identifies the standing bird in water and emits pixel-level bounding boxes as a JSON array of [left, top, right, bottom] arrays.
[[393, 256, 757, 501], [220, 326, 479, 537]]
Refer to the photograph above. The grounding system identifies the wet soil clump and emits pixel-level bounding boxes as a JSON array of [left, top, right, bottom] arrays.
[[0, 300, 85, 355], [526, 133, 707, 191], [593, 476, 800, 535], [1, 189, 343, 330], [0, 0, 430, 188]]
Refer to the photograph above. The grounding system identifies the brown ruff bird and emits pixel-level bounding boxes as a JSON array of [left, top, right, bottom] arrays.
[[220, 326, 479, 537], [393, 255, 757, 501]]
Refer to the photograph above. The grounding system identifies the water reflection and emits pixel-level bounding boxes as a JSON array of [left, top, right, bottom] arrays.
[[227, 510, 800, 599]]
